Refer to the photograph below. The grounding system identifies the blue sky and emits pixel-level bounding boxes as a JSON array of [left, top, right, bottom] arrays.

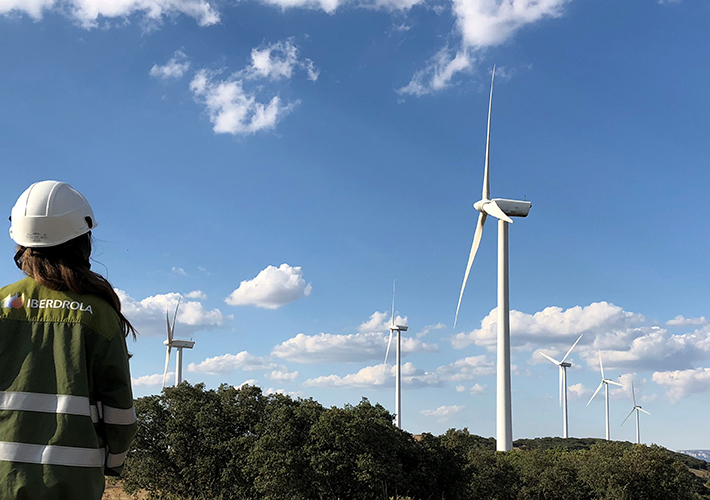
[[2, 0, 710, 451]]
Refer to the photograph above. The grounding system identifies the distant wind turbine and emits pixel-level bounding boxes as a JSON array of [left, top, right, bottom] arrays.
[[621, 381, 651, 444], [384, 281, 408, 429], [162, 298, 195, 388], [539, 334, 584, 439], [453, 66, 532, 452], [587, 351, 623, 440]]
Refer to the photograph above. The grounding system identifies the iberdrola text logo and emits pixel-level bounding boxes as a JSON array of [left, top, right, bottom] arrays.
[[3, 293, 25, 309]]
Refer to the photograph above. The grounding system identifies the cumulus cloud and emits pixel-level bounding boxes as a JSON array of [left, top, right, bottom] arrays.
[[171, 266, 187, 275], [420, 405, 464, 420], [303, 362, 442, 388], [132, 373, 172, 387], [150, 51, 191, 80], [271, 331, 438, 364], [226, 264, 312, 309], [469, 383, 486, 394], [257, 0, 422, 14], [116, 290, 229, 337], [265, 369, 299, 381], [568, 383, 590, 399], [452, 302, 644, 350], [188, 351, 281, 375], [452, 0, 569, 50], [652, 368, 710, 403], [185, 290, 207, 300], [0, 0, 219, 28], [667, 315, 708, 327], [359, 311, 408, 333], [190, 70, 297, 135], [436, 355, 495, 381]]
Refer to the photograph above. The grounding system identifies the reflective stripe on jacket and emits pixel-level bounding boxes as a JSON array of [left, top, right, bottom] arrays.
[[0, 276, 137, 500]]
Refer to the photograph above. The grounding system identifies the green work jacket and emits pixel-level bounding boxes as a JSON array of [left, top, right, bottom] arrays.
[[0, 276, 137, 500]]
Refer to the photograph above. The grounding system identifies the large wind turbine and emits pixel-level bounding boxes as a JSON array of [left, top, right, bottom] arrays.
[[539, 334, 584, 439], [621, 381, 650, 444], [384, 281, 408, 429], [162, 298, 195, 388], [453, 66, 532, 452], [587, 352, 623, 440]]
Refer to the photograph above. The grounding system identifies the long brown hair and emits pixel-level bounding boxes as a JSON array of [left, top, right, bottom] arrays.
[[14, 233, 137, 339]]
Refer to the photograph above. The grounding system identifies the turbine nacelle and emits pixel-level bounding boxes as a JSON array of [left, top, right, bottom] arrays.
[[473, 198, 532, 219], [389, 324, 408, 332], [165, 339, 195, 349]]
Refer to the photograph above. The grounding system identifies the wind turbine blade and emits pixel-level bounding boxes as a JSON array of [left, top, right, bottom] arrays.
[[166, 310, 172, 343], [631, 381, 637, 407], [482, 200, 513, 224], [539, 352, 561, 365], [384, 331, 394, 367], [391, 280, 396, 327], [607, 380, 624, 387], [482, 66, 495, 201], [621, 408, 635, 426], [171, 297, 181, 340], [639, 408, 651, 415], [599, 352, 605, 380], [587, 381, 604, 406], [559, 366, 563, 407], [560, 334, 584, 364], [454, 212, 487, 328], [162, 346, 172, 389]]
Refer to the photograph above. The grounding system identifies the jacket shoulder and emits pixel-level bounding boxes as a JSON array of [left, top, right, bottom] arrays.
[[0, 276, 121, 340]]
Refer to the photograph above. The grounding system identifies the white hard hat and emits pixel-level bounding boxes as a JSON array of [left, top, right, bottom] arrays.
[[9, 181, 97, 247]]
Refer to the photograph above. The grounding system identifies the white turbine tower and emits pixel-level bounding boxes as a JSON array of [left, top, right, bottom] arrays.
[[621, 381, 650, 444], [162, 298, 195, 388], [587, 352, 623, 440], [453, 66, 532, 452], [384, 281, 408, 429], [539, 334, 584, 439]]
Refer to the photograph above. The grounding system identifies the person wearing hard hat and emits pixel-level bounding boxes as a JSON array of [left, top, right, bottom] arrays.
[[0, 181, 137, 499]]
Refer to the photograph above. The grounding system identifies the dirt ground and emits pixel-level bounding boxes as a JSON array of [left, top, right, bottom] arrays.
[[103, 482, 147, 500]]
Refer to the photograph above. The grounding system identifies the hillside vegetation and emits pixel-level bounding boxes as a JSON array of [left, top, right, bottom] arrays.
[[122, 383, 710, 500]]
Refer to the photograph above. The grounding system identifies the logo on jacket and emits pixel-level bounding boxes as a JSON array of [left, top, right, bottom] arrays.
[[3, 293, 25, 309]]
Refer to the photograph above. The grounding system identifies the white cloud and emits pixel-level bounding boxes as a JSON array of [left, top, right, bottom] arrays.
[[0, 0, 219, 28], [452, 0, 569, 50], [436, 355, 495, 381], [451, 302, 644, 350], [171, 266, 187, 275], [256, 0, 423, 14], [667, 315, 708, 326], [652, 368, 710, 403], [265, 369, 299, 381], [237, 379, 260, 388], [225, 264, 312, 309], [116, 290, 229, 337], [469, 383, 486, 394], [185, 290, 207, 300], [132, 372, 172, 387], [358, 311, 408, 333], [398, 47, 473, 96], [456, 385, 466, 392], [190, 70, 297, 135], [420, 405, 464, 420], [568, 383, 590, 399], [271, 331, 438, 364], [303, 362, 442, 388], [265, 387, 304, 398], [416, 322, 446, 339], [187, 351, 279, 375], [150, 50, 191, 80], [243, 39, 318, 82]]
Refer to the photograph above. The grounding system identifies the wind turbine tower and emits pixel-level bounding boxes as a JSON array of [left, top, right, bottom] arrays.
[[453, 67, 532, 452], [621, 381, 651, 444], [539, 334, 584, 438], [384, 281, 408, 429], [162, 299, 196, 388], [587, 351, 623, 440]]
